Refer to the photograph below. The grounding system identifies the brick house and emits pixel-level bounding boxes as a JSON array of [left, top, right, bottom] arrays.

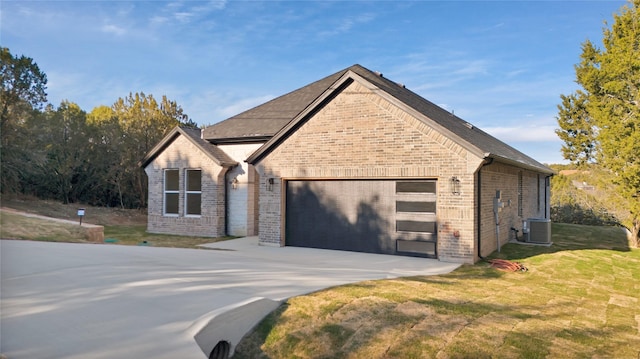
[[141, 64, 554, 263]]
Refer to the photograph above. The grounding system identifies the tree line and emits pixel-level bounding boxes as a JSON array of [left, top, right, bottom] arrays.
[[1, 47, 196, 208]]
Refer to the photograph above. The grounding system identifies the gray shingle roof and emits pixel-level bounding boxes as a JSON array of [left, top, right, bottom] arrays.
[[208, 64, 553, 174], [202, 70, 347, 143]]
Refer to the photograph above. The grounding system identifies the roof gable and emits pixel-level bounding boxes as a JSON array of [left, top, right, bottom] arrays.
[[140, 127, 237, 168]]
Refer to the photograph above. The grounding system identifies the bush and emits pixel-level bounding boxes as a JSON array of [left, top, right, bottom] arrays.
[[551, 203, 619, 227]]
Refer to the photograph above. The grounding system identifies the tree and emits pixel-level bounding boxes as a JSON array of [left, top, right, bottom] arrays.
[[556, 0, 640, 247], [85, 106, 122, 206], [555, 91, 596, 166], [40, 101, 92, 204], [0, 47, 47, 193], [109, 93, 187, 208]]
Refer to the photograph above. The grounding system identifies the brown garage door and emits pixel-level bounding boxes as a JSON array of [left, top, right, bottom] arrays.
[[285, 180, 437, 257]]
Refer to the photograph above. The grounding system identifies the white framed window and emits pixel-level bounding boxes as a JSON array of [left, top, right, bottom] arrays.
[[185, 169, 202, 216], [164, 169, 179, 216]]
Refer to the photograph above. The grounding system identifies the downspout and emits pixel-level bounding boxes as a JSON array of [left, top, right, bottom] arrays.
[[477, 157, 494, 260]]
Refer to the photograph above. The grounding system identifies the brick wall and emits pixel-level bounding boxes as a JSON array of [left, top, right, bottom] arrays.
[[478, 161, 549, 257], [145, 135, 228, 237], [255, 80, 485, 263]]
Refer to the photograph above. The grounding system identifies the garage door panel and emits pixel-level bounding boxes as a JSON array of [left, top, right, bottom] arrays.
[[396, 220, 436, 233], [286, 180, 396, 254], [396, 181, 436, 193], [396, 201, 436, 213]]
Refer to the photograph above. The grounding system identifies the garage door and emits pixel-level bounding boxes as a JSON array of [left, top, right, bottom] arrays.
[[285, 180, 437, 257]]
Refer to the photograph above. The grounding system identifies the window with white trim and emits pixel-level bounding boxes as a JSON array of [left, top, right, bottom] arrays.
[[164, 169, 179, 215], [185, 169, 202, 216]]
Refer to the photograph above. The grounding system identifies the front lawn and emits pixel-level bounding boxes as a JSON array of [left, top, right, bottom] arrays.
[[234, 223, 640, 358], [0, 198, 232, 249]]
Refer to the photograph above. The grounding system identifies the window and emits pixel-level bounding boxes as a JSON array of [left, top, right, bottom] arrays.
[[185, 169, 202, 216], [518, 171, 523, 217], [395, 180, 437, 258], [164, 169, 179, 215], [537, 174, 541, 213], [395, 181, 437, 236]]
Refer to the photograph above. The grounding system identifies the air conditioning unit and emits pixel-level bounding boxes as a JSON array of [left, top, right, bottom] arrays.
[[526, 218, 551, 244]]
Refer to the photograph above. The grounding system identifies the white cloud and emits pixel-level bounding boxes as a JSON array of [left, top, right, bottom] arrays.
[[150, 16, 169, 25], [174, 12, 194, 23], [216, 95, 275, 120], [193, 0, 228, 12], [46, 70, 138, 110], [180, 91, 275, 125], [506, 69, 528, 78], [389, 52, 494, 95], [484, 124, 559, 142], [101, 24, 126, 36], [452, 60, 490, 76], [319, 12, 376, 37], [152, 0, 226, 26]]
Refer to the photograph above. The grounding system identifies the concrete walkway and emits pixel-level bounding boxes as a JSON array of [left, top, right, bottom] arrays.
[[1, 238, 459, 359]]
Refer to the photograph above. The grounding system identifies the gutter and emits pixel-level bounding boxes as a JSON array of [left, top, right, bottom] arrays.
[[209, 136, 272, 145], [487, 153, 554, 176]]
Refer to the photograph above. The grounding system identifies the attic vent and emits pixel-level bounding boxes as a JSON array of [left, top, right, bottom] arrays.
[[465, 122, 474, 129], [374, 71, 383, 77], [396, 82, 406, 88]]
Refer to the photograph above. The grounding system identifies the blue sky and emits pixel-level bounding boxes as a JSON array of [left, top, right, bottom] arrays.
[[1, 0, 627, 164]]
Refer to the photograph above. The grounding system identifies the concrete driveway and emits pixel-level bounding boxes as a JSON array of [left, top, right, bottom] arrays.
[[1, 238, 459, 359]]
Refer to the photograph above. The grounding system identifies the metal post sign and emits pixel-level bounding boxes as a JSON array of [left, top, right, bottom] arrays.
[[78, 208, 85, 225]]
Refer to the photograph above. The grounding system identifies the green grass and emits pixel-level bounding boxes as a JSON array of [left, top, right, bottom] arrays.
[[234, 223, 640, 359], [1, 200, 233, 249], [104, 224, 234, 248], [1, 211, 89, 242]]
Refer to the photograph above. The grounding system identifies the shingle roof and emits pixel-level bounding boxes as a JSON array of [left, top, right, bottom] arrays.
[[209, 64, 553, 174], [139, 127, 237, 168], [202, 69, 348, 143]]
